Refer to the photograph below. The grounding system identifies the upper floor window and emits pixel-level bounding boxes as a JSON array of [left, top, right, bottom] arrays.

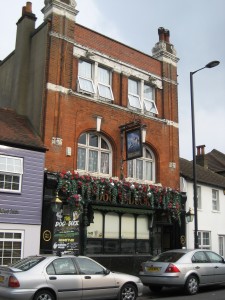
[[77, 60, 114, 101], [128, 78, 158, 115], [127, 145, 156, 182], [0, 155, 23, 193], [77, 132, 112, 176], [197, 186, 201, 209], [212, 189, 219, 211]]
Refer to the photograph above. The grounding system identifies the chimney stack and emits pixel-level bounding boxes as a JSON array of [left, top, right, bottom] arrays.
[[158, 27, 170, 43], [196, 145, 208, 169]]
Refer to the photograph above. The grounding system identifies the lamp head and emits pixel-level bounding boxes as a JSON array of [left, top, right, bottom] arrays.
[[205, 61, 220, 69]]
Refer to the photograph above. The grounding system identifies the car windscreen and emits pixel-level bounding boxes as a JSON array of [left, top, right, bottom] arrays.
[[9, 256, 46, 271], [151, 252, 185, 263]]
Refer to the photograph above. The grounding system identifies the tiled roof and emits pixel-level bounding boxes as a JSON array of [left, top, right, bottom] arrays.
[[180, 157, 225, 189], [205, 149, 225, 173], [0, 108, 46, 152]]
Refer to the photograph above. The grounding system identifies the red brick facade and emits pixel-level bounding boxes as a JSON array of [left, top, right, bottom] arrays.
[[43, 9, 180, 189]]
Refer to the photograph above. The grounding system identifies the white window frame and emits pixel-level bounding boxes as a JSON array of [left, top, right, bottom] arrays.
[[127, 145, 156, 182], [197, 185, 202, 209], [0, 230, 24, 265], [212, 189, 219, 211], [198, 231, 211, 249], [78, 60, 114, 101], [97, 66, 114, 101], [77, 132, 112, 177], [219, 235, 225, 257], [0, 155, 23, 193], [128, 78, 157, 115]]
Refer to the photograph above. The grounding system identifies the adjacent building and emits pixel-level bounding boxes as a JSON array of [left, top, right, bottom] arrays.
[[180, 145, 225, 254], [0, 108, 46, 264]]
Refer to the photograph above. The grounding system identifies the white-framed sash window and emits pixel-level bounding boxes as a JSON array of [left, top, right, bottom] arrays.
[[0, 155, 23, 193]]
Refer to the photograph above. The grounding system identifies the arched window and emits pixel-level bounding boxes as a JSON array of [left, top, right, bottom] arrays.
[[77, 132, 112, 176], [127, 145, 156, 181]]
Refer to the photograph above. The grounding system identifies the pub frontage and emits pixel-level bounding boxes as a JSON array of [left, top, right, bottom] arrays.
[[41, 171, 186, 274]]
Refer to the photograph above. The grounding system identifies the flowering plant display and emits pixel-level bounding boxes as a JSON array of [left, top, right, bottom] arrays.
[[56, 171, 183, 224]]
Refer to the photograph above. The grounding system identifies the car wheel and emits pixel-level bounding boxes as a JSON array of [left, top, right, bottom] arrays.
[[149, 285, 163, 293], [120, 283, 137, 300], [33, 289, 55, 300], [184, 275, 199, 295]]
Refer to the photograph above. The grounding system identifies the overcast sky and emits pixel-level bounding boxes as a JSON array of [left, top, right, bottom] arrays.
[[1, 0, 225, 160]]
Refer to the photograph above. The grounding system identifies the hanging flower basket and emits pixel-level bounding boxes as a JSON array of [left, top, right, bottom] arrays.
[[67, 194, 83, 213]]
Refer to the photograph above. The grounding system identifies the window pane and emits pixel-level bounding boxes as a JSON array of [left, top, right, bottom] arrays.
[[137, 216, 149, 239], [145, 161, 152, 181], [87, 211, 103, 238], [79, 61, 92, 78], [144, 85, 153, 99], [144, 99, 158, 114], [98, 67, 110, 84], [104, 240, 119, 254], [128, 94, 141, 109], [78, 133, 87, 145], [127, 160, 133, 177], [78, 77, 95, 94], [136, 159, 143, 180], [121, 214, 135, 239], [98, 84, 113, 100], [128, 79, 138, 94], [101, 139, 109, 150], [89, 134, 98, 147], [77, 148, 86, 170], [100, 153, 109, 174], [88, 151, 98, 172], [105, 213, 119, 238]]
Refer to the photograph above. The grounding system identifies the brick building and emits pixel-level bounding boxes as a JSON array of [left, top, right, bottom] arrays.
[[0, 0, 185, 268]]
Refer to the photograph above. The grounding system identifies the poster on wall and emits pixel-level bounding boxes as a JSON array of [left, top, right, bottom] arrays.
[[125, 127, 143, 160], [52, 205, 80, 254]]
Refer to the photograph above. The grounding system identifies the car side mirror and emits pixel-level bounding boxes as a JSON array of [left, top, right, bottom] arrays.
[[104, 268, 110, 275]]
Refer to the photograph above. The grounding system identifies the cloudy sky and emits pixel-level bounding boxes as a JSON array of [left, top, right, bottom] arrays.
[[1, 0, 225, 160]]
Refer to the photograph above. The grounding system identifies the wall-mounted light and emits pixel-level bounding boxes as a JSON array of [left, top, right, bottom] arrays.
[[142, 125, 147, 143], [66, 147, 72, 156], [51, 192, 62, 213], [96, 116, 102, 132], [186, 207, 194, 223]]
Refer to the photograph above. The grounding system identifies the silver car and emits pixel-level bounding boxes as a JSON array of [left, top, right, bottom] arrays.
[[0, 254, 143, 300], [139, 249, 225, 295]]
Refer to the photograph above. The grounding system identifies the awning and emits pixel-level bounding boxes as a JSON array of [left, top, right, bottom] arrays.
[[92, 205, 153, 215]]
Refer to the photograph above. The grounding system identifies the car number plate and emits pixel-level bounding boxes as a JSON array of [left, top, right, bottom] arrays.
[[0, 275, 4, 282], [146, 267, 160, 272]]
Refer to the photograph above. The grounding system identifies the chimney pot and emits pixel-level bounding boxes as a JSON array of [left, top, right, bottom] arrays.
[[158, 27, 165, 41], [22, 2, 32, 15], [164, 29, 170, 43]]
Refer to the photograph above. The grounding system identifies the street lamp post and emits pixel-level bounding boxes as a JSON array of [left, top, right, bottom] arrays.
[[190, 60, 220, 249]]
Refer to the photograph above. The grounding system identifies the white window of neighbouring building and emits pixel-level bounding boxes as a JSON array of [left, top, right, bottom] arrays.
[[0, 155, 23, 193], [128, 78, 157, 115], [219, 236, 225, 257], [212, 189, 219, 211], [77, 132, 112, 176], [198, 231, 211, 249], [0, 231, 23, 265], [78, 60, 114, 101], [127, 145, 156, 182], [197, 186, 202, 209]]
